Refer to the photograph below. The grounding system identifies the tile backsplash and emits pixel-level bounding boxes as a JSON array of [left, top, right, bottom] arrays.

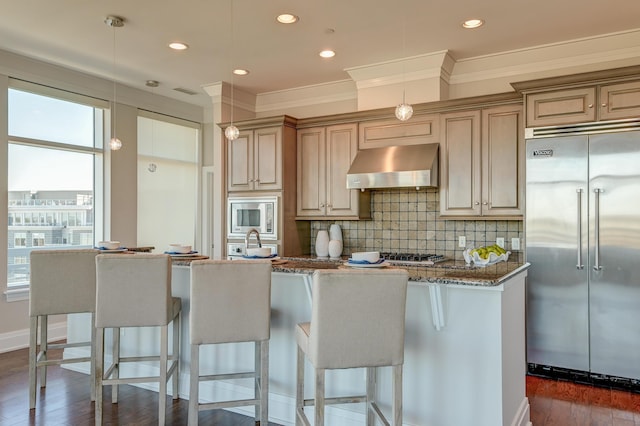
[[310, 189, 523, 261]]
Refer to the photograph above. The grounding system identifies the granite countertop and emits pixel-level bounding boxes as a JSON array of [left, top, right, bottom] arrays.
[[272, 255, 529, 287]]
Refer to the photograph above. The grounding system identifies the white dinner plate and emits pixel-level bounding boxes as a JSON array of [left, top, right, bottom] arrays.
[[344, 260, 388, 268]]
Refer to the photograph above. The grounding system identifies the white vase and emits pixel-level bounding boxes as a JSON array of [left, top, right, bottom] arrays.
[[329, 224, 343, 242], [328, 239, 343, 259], [315, 230, 329, 257]]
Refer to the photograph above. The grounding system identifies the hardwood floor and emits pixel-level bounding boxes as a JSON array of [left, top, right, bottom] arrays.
[[0, 345, 280, 425], [3, 344, 640, 425], [527, 375, 640, 425]]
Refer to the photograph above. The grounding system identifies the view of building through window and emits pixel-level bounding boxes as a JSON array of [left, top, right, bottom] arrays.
[[7, 87, 103, 288]]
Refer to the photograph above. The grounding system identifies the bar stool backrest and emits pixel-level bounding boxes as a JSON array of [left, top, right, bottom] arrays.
[[309, 269, 409, 369], [190, 259, 272, 345], [30, 249, 100, 316], [95, 254, 172, 328]]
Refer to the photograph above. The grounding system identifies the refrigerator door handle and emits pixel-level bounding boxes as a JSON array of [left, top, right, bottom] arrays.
[[593, 188, 604, 271], [577, 188, 584, 269]]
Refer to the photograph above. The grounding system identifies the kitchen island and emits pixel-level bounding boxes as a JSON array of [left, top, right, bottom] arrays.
[[65, 257, 530, 426]]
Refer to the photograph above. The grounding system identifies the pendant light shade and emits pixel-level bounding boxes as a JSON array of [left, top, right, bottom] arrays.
[[395, 1, 412, 122], [225, 125, 239, 141]]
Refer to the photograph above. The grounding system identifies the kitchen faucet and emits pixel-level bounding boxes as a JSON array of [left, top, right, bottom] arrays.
[[245, 228, 262, 251]]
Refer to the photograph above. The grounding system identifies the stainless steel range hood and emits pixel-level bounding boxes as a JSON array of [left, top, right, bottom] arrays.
[[346, 144, 439, 190]]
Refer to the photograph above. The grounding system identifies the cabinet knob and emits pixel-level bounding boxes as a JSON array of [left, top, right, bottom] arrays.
[[474, 202, 480, 205], [601, 103, 607, 108], [588, 104, 594, 109], [482, 201, 488, 205], [320, 203, 325, 208]]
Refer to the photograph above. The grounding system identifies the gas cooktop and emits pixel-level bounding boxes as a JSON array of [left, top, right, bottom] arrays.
[[379, 252, 446, 266]]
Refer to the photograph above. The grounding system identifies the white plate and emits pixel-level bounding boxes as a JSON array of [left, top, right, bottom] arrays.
[[167, 252, 200, 257], [344, 260, 388, 268], [98, 248, 127, 253]]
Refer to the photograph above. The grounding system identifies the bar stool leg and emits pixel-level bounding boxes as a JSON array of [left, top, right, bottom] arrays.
[[392, 364, 403, 426], [173, 313, 180, 399], [90, 313, 96, 402], [254, 342, 260, 422], [295, 346, 305, 426], [159, 324, 168, 426], [112, 327, 120, 404], [28, 316, 38, 409], [95, 327, 105, 426], [188, 344, 199, 426], [366, 367, 376, 426], [260, 340, 269, 425], [40, 315, 48, 388], [315, 368, 325, 426]]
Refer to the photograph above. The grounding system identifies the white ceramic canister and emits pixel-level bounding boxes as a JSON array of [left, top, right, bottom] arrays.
[[329, 223, 343, 242], [328, 239, 343, 259], [315, 230, 330, 257]]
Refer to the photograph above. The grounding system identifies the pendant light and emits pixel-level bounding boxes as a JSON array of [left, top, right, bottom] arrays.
[[395, 1, 413, 122], [224, 0, 239, 141], [105, 15, 124, 150]]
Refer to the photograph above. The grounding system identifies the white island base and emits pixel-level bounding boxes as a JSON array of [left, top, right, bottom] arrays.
[[66, 266, 530, 426]]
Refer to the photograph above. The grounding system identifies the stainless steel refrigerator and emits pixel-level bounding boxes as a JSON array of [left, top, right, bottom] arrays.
[[526, 127, 640, 382]]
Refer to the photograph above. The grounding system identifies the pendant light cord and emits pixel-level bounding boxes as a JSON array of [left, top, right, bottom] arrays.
[[112, 25, 117, 140], [230, 0, 235, 127]]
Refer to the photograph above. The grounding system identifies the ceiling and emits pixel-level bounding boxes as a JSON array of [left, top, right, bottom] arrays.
[[1, 0, 639, 108]]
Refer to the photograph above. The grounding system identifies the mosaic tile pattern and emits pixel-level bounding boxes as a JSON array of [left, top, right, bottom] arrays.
[[310, 189, 524, 261]]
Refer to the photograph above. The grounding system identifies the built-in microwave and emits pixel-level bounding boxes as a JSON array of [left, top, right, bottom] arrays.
[[227, 196, 278, 240]]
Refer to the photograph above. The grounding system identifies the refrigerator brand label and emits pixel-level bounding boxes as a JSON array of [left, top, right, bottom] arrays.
[[533, 149, 553, 157]]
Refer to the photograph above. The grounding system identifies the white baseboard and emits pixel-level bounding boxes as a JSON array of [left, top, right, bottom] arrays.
[[512, 397, 532, 426], [0, 321, 67, 354]]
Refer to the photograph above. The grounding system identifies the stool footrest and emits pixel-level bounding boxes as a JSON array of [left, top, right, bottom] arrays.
[[370, 401, 390, 426], [199, 371, 255, 382], [45, 340, 91, 350], [198, 398, 259, 411], [36, 353, 91, 366], [303, 395, 366, 407], [296, 407, 312, 426]]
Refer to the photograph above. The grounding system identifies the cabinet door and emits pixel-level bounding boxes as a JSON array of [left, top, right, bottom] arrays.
[[227, 130, 253, 192], [481, 105, 524, 217], [439, 111, 481, 216], [297, 127, 327, 217], [253, 126, 282, 190], [526, 88, 596, 127], [326, 123, 359, 217], [599, 81, 640, 121]]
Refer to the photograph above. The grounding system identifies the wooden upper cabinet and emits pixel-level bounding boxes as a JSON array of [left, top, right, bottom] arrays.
[[440, 105, 524, 218], [297, 123, 370, 219], [358, 115, 439, 149], [439, 110, 482, 217], [526, 87, 596, 127], [227, 126, 282, 191], [599, 81, 640, 120], [481, 105, 524, 217]]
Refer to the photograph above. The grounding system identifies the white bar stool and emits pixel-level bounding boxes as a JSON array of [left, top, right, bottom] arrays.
[[28, 249, 100, 409], [188, 259, 272, 426], [295, 269, 409, 426], [94, 253, 181, 426]]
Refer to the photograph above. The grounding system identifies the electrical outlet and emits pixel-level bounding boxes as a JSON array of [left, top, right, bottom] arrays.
[[511, 237, 520, 251], [458, 236, 466, 248], [496, 237, 505, 248]]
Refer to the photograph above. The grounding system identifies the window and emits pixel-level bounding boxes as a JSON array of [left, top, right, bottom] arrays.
[[14, 233, 26, 247], [7, 82, 105, 289], [32, 233, 45, 247]]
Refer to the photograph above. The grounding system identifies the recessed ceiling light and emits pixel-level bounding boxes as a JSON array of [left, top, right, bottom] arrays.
[[233, 69, 249, 76], [462, 19, 484, 29], [319, 50, 336, 58], [168, 42, 189, 50], [277, 13, 299, 24]]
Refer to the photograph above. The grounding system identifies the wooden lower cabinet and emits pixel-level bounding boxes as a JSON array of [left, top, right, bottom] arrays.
[[440, 104, 524, 218]]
